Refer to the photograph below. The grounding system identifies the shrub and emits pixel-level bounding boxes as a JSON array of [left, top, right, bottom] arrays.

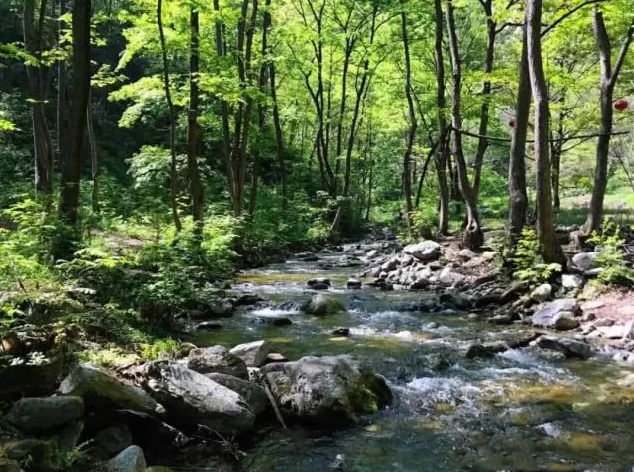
[[588, 220, 634, 286], [508, 228, 562, 285]]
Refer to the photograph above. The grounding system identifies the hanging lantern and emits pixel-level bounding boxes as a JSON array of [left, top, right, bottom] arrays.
[[614, 99, 629, 111], [509, 118, 516, 128]]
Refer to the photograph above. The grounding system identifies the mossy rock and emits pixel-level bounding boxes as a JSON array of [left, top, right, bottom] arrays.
[[307, 295, 345, 316]]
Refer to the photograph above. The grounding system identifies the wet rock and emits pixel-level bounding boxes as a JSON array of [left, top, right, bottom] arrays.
[[106, 445, 146, 472], [58, 363, 165, 416], [308, 278, 331, 289], [439, 292, 472, 310], [3, 439, 52, 470], [276, 299, 310, 312], [205, 372, 268, 416], [229, 340, 269, 368], [95, 424, 133, 457], [530, 284, 552, 303], [403, 241, 441, 262], [535, 336, 593, 360], [262, 355, 392, 426], [194, 322, 223, 331], [0, 459, 21, 472], [487, 313, 515, 325], [307, 295, 345, 316], [465, 342, 507, 359], [188, 346, 249, 380], [145, 362, 255, 433], [265, 353, 288, 364], [331, 328, 350, 337], [6, 395, 84, 434], [346, 278, 362, 290], [531, 299, 580, 329], [561, 274, 584, 290], [572, 252, 601, 271], [251, 316, 293, 327], [392, 299, 439, 312], [366, 250, 379, 259], [234, 294, 265, 306]]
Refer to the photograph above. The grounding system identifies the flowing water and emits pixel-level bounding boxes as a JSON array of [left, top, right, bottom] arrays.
[[189, 243, 634, 472]]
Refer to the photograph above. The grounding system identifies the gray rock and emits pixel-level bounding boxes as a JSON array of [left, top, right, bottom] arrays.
[[366, 250, 379, 259], [439, 292, 472, 310], [229, 340, 269, 368], [0, 459, 21, 472], [6, 395, 84, 434], [530, 284, 552, 303], [623, 319, 634, 340], [438, 268, 466, 287], [52, 420, 85, 453], [531, 299, 580, 329], [572, 252, 600, 271], [561, 274, 585, 290], [346, 278, 362, 290], [106, 445, 146, 472], [487, 313, 514, 325], [536, 336, 593, 360], [307, 294, 345, 316], [205, 372, 268, 416], [145, 362, 255, 434], [58, 364, 164, 416], [188, 346, 249, 380], [95, 424, 133, 457], [554, 314, 580, 331], [261, 355, 392, 426], [403, 241, 441, 262]]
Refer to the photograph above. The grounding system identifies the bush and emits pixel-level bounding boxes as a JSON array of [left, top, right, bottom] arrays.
[[588, 220, 634, 286], [508, 228, 562, 285]]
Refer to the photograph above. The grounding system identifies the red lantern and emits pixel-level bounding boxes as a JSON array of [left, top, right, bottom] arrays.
[[509, 118, 516, 128], [614, 99, 629, 111]]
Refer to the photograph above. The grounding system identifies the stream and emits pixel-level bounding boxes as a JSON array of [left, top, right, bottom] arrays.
[[190, 242, 634, 472]]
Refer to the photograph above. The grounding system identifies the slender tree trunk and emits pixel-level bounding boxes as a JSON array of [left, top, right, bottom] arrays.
[[87, 91, 99, 213], [401, 7, 416, 226], [157, 0, 182, 231], [57, 0, 68, 167], [507, 26, 530, 251], [188, 9, 204, 239], [433, 0, 449, 235], [583, 8, 634, 233], [59, 0, 91, 230], [526, 0, 564, 264], [446, 0, 483, 249]]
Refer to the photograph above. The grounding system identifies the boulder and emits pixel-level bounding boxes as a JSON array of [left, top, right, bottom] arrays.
[[205, 372, 268, 416], [346, 278, 362, 290], [106, 445, 146, 472], [332, 328, 350, 337], [0, 459, 21, 472], [403, 241, 441, 262], [187, 346, 249, 380], [261, 355, 392, 426], [265, 353, 288, 364], [535, 336, 593, 360], [561, 274, 584, 290], [554, 314, 580, 331], [531, 299, 580, 329], [530, 284, 552, 303], [572, 252, 600, 271], [465, 342, 507, 359], [250, 315, 293, 327], [95, 424, 133, 457], [58, 364, 164, 416], [439, 292, 472, 310], [2, 439, 52, 470], [229, 340, 269, 368], [145, 362, 255, 433], [307, 295, 345, 316], [437, 268, 466, 287], [6, 395, 84, 434], [308, 278, 331, 289]]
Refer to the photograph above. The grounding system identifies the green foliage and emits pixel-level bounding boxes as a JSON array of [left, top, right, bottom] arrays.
[[588, 221, 634, 286], [509, 228, 562, 285]]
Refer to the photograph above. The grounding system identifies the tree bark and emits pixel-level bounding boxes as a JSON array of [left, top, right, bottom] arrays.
[[57, 0, 69, 168], [87, 91, 99, 213], [59, 0, 91, 227], [433, 0, 449, 235], [507, 26, 530, 251], [583, 7, 634, 233], [446, 0, 483, 249], [157, 0, 182, 231], [526, 0, 564, 264], [188, 9, 204, 239], [401, 7, 416, 227]]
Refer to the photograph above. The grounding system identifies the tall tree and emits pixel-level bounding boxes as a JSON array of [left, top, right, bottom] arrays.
[[445, 0, 483, 249], [188, 8, 204, 238], [59, 0, 91, 226], [526, 0, 564, 264], [400, 4, 416, 225], [583, 7, 634, 233]]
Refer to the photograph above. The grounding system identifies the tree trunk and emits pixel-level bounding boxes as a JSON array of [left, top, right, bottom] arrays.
[[188, 9, 204, 240], [57, 0, 69, 168], [526, 0, 564, 265], [507, 26, 530, 251], [433, 0, 449, 235], [401, 7, 416, 227], [59, 0, 91, 227], [446, 0, 483, 250], [157, 0, 182, 231], [87, 91, 99, 213], [583, 7, 634, 234]]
